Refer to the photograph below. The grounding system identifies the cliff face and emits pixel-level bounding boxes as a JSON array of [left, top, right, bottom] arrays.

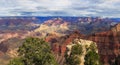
[[74, 24, 120, 65], [50, 31, 84, 55], [86, 31, 120, 65], [0, 37, 24, 65], [111, 23, 120, 32], [0, 17, 119, 65], [51, 28, 120, 65], [35, 17, 116, 36], [34, 18, 70, 37], [0, 17, 39, 31]]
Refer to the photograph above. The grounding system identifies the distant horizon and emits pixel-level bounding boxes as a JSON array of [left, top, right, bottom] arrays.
[[0, 16, 120, 23], [0, 16, 120, 18]]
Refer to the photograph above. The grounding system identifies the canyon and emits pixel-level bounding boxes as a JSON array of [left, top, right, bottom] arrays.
[[0, 17, 119, 65]]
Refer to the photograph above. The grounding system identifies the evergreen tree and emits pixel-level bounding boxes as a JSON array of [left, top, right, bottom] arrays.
[[65, 44, 83, 65], [8, 37, 58, 65], [8, 57, 24, 65], [84, 43, 101, 65]]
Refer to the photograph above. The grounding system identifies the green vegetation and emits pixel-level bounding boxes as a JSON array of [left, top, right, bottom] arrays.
[[65, 42, 101, 65], [84, 43, 101, 65], [71, 44, 83, 55], [65, 44, 83, 65], [84, 50, 100, 65], [8, 37, 58, 65], [8, 57, 24, 65]]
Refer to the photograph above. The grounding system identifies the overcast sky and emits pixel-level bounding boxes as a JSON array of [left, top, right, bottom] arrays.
[[0, 0, 120, 17]]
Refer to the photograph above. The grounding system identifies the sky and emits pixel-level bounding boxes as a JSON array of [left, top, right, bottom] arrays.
[[0, 0, 120, 17]]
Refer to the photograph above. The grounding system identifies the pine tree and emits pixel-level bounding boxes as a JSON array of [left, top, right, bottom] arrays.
[[8, 37, 58, 65], [65, 44, 83, 65], [84, 43, 101, 65]]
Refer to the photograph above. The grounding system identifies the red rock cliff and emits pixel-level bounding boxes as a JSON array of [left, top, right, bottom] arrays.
[[86, 31, 120, 65]]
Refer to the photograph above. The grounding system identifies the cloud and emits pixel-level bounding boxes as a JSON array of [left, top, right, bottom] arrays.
[[0, 0, 120, 17]]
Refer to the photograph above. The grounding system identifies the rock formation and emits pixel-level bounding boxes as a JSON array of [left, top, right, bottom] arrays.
[[111, 23, 120, 32], [85, 24, 120, 65], [0, 17, 119, 65], [51, 23, 120, 65], [34, 18, 70, 37]]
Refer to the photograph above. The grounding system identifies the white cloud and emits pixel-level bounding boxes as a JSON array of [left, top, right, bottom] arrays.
[[0, 0, 120, 17]]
